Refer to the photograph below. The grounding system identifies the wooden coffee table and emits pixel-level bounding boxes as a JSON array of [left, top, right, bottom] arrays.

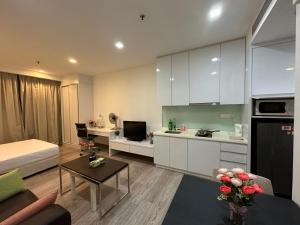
[[59, 155, 129, 217]]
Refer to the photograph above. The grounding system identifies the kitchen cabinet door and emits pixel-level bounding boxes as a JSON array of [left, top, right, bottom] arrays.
[[220, 39, 245, 104], [156, 56, 172, 106], [252, 41, 295, 96], [188, 139, 220, 176], [170, 137, 188, 170], [154, 136, 170, 166], [189, 45, 220, 103], [171, 52, 189, 105]]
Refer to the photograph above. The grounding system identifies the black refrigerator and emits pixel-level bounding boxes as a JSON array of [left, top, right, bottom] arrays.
[[251, 118, 294, 199]]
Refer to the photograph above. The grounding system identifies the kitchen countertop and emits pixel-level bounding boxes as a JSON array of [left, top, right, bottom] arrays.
[[153, 129, 248, 145]]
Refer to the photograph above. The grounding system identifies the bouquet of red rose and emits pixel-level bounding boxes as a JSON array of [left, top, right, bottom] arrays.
[[216, 168, 264, 206]]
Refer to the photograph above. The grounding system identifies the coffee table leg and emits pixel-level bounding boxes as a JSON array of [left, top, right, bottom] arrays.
[[59, 166, 63, 195], [70, 174, 76, 201], [127, 166, 130, 193], [90, 182, 98, 212], [116, 173, 119, 190], [99, 183, 102, 218]]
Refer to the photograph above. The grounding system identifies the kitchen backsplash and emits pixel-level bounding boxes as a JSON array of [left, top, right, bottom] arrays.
[[162, 105, 242, 132]]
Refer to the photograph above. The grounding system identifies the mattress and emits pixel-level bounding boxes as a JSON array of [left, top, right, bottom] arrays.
[[0, 139, 59, 172]]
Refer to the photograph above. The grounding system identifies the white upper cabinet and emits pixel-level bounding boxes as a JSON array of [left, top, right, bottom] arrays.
[[252, 40, 295, 96], [171, 52, 189, 105], [156, 56, 172, 106], [220, 39, 245, 104], [156, 38, 247, 105], [189, 45, 221, 103]]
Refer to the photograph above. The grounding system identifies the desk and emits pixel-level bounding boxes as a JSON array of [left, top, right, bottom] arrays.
[[87, 127, 115, 137], [162, 175, 300, 225], [87, 128, 115, 155]]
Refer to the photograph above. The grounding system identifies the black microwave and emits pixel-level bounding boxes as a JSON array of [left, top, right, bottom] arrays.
[[254, 98, 294, 116]]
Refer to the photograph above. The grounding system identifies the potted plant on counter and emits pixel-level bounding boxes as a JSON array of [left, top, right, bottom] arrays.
[[216, 168, 264, 225]]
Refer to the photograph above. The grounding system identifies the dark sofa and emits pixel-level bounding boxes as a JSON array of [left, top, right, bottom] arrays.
[[0, 190, 71, 225]]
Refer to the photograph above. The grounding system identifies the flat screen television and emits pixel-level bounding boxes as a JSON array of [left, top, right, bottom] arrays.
[[123, 121, 146, 141]]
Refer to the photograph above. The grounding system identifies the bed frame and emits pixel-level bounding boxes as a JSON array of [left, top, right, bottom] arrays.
[[1, 155, 59, 178]]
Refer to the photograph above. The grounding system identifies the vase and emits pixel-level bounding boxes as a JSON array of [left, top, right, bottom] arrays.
[[228, 203, 248, 225]]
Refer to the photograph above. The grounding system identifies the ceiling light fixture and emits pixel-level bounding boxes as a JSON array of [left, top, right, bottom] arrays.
[[115, 41, 124, 49], [211, 57, 219, 62], [208, 4, 222, 21], [285, 67, 294, 71], [156, 68, 160, 72], [68, 58, 77, 64], [211, 71, 217, 76]]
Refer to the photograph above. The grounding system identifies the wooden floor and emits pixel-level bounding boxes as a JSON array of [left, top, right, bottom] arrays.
[[24, 146, 183, 225]]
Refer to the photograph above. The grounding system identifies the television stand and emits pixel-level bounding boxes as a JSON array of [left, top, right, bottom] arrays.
[[109, 138, 154, 158]]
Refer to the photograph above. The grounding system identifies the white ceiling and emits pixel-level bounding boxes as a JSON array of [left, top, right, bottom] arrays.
[[252, 0, 296, 45], [0, 0, 263, 76]]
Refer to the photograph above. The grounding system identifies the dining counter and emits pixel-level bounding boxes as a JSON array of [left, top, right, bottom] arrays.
[[162, 175, 300, 225]]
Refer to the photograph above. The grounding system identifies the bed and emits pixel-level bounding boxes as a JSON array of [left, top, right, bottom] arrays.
[[0, 139, 59, 177]]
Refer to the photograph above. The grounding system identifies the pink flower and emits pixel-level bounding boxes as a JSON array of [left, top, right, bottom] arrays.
[[231, 168, 244, 174], [253, 184, 264, 193], [220, 185, 231, 194], [216, 174, 223, 180], [226, 172, 234, 177], [218, 168, 228, 174], [242, 186, 256, 195], [236, 172, 250, 181], [231, 178, 242, 187], [220, 175, 231, 183], [248, 173, 257, 180]]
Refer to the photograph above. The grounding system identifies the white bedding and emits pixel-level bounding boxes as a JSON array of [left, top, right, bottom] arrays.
[[0, 139, 59, 172]]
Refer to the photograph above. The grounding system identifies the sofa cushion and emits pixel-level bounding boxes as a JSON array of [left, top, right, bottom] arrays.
[[0, 190, 37, 222], [0, 191, 57, 225], [0, 169, 26, 202]]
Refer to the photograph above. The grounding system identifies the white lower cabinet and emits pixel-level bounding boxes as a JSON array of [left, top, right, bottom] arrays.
[[154, 136, 170, 167], [188, 140, 220, 176], [170, 137, 188, 171], [154, 135, 248, 176]]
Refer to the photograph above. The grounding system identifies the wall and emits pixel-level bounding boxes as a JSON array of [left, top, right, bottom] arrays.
[[0, 66, 61, 81], [162, 105, 242, 131], [78, 75, 94, 123], [93, 64, 162, 131], [61, 74, 94, 123], [293, 3, 300, 206]]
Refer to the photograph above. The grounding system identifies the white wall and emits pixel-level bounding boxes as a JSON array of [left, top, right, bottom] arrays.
[[61, 74, 94, 124], [78, 75, 94, 123], [0, 66, 61, 81], [93, 64, 162, 131], [293, 3, 300, 206]]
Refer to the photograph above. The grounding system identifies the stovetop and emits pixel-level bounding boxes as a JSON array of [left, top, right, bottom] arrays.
[[195, 129, 220, 138]]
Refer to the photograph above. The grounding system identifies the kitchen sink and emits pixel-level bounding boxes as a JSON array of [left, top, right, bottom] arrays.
[[165, 130, 182, 134]]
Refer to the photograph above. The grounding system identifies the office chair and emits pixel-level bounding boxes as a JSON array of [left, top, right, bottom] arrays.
[[75, 123, 98, 156]]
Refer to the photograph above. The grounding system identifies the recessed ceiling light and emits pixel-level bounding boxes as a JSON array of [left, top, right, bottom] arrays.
[[115, 41, 124, 49], [156, 68, 160, 72], [285, 67, 294, 71], [68, 58, 77, 64], [208, 5, 222, 21], [211, 57, 219, 62]]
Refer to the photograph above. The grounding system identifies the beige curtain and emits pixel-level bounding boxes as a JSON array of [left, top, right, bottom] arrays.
[[0, 73, 24, 144], [19, 76, 62, 144]]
